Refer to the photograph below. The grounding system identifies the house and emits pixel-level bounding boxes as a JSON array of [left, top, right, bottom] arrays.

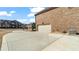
[[25, 23, 32, 31], [35, 7, 79, 33]]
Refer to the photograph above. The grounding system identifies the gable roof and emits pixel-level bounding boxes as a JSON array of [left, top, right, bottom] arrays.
[[35, 7, 58, 16]]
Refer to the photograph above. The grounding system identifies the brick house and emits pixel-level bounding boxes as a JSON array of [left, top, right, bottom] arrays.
[[35, 7, 79, 33]]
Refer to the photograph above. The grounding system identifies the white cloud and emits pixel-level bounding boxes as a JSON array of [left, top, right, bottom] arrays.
[[0, 11, 16, 16], [7, 14, 12, 16], [29, 18, 35, 23], [10, 11, 16, 14], [0, 11, 11, 16], [27, 7, 45, 17], [16, 8, 45, 23], [27, 13, 34, 17], [30, 7, 45, 13], [16, 8, 39, 24], [27, 13, 36, 17]]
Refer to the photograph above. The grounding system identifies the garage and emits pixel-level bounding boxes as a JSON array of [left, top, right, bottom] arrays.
[[38, 24, 51, 33]]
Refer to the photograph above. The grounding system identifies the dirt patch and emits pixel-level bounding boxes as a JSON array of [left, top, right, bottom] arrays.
[[0, 30, 11, 49]]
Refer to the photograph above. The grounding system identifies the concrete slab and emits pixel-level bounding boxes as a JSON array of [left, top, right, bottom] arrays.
[[1, 31, 52, 51], [48, 33, 64, 42], [2, 31, 79, 51], [42, 35, 79, 51]]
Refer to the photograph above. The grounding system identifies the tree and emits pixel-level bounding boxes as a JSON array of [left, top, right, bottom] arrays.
[[32, 23, 36, 31]]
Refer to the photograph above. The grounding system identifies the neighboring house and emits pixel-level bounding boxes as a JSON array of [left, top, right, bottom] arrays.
[[0, 20, 24, 28], [26, 23, 32, 31], [35, 7, 79, 33]]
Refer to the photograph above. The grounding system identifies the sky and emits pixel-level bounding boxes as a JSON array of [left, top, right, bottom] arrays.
[[0, 7, 45, 24]]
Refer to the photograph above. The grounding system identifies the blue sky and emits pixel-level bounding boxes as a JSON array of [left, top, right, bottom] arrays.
[[0, 7, 45, 24]]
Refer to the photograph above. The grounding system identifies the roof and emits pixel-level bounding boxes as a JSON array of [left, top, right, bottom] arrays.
[[35, 7, 58, 16]]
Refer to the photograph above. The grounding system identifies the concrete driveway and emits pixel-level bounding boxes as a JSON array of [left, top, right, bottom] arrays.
[[1, 31, 53, 51], [1, 30, 79, 51], [42, 34, 79, 51]]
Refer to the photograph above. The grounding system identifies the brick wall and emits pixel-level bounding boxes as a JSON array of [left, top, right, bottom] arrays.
[[35, 7, 79, 33]]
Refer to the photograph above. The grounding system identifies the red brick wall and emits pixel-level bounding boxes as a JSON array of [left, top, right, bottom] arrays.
[[35, 7, 79, 33]]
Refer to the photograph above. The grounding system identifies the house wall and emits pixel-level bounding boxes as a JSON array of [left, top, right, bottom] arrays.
[[35, 7, 79, 33]]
